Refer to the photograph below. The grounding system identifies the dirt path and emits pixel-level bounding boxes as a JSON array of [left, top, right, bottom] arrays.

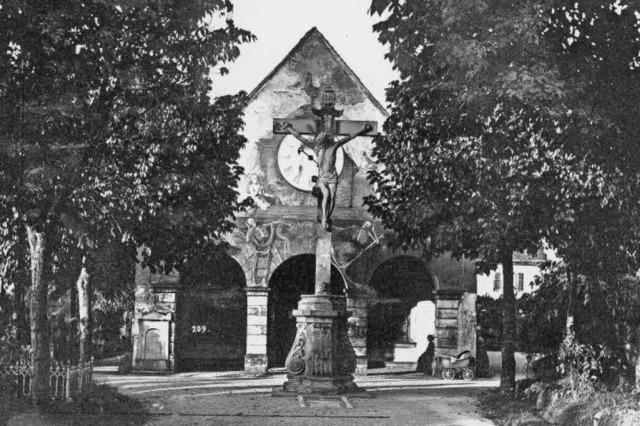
[[92, 370, 498, 425]]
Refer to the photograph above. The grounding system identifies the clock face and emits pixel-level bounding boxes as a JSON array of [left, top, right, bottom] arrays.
[[277, 135, 344, 192]]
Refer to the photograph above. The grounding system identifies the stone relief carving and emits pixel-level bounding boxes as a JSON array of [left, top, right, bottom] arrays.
[[240, 173, 279, 212], [228, 218, 385, 291], [331, 221, 382, 269], [243, 218, 290, 287], [309, 323, 332, 376], [228, 219, 316, 287], [285, 323, 306, 376], [329, 220, 384, 297]]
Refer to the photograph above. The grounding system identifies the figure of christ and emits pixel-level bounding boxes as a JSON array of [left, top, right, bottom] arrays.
[[284, 119, 373, 231]]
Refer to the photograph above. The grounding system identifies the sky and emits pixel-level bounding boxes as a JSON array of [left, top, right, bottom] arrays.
[[211, 0, 398, 107]]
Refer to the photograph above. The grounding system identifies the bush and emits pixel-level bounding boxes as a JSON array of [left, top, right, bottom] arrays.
[[558, 331, 612, 398], [477, 295, 502, 351], [0, 324, 29, 365]]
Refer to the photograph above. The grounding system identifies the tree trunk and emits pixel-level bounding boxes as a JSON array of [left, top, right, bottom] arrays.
[[124, 309, 132, 347], [635, 339, 640, 391], [10, 235, 27, 345], [26, 225, 50, 404], [565, 267, 574, 335], [12, 268, 24, 345], [500, 251, 516, 393], [76, 258, 91, 363], [68, 283, 78, 363]]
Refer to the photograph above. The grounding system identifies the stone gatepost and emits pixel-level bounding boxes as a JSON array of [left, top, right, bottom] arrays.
[[434, 290, 477, 374], [457, 292, 477, 356], [434, 289, 462, 376], [346, 296, 368, 375], [244, 286, 269, 375]]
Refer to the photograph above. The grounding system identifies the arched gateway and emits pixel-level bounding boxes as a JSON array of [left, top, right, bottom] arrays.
[[267, 254, 345, 368], [132, 27, 477, 374]]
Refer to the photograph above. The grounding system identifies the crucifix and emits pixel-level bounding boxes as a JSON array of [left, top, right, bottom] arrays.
[[273, 86, 377, 232], [273, 85, 377, 396]]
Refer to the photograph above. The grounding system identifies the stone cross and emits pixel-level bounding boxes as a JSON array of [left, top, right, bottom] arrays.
[[273, 117, 377, 139], [274, 85, 374, 395], [273, 87, 377, 295]]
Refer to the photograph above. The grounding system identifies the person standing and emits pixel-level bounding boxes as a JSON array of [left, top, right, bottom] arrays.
[[416, 335, 435, 375]]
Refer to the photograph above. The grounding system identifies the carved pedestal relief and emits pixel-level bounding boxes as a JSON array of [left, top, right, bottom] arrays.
[[281, 295, 359, 394], [284, 324, 306, 375]]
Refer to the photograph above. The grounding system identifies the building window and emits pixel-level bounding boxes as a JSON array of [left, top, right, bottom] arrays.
[[493, 272, 502, 291], [517, 273, 524, 291]]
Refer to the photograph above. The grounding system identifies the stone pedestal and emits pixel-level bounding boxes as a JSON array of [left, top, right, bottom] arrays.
[[278, 294, 360, 395]]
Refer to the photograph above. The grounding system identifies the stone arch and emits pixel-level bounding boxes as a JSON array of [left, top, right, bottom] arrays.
[[266, 254, 345, 368], [366, 255, 436, 367], [261, 244, 318, 288], [350, 242, 433, 289], [175, 253, 247, 371]]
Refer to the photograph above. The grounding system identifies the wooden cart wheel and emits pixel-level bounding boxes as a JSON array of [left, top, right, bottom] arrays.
[[441, 368, 455, 380], [462, 368, 475, 381]]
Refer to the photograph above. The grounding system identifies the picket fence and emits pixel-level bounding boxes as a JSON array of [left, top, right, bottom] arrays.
[[0, 358, 93, 400]]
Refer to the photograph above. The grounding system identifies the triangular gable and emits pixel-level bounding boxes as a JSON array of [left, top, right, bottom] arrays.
[[237, 27, 388, 213], [248, 27, 388, 117]]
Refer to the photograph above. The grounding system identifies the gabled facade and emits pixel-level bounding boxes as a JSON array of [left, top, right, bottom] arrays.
[[133, 28, 479, 375]]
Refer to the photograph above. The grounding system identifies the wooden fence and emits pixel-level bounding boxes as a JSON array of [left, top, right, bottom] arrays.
[[0, 359, 93, 400]]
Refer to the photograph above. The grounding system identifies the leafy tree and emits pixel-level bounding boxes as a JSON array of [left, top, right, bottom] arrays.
[[0, 0, 253, 402], [0, 215, 29, 344], [366, 0, 600, 392], [517, 264, 640, 387], [532, 4, 640, 385], [542, 1, 640, 279]]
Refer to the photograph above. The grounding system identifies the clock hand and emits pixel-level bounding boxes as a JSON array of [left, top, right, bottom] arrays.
[[297, 145, 317, 164], [292, 164, 304, 184]]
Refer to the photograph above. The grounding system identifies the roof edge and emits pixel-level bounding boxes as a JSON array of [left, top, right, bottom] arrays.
[[247, 27, 388, 117]]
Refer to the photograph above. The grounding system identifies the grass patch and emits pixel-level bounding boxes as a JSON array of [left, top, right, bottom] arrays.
[[0, 393, 33, 425], [0, 384, 148, 426], [479, 380, 640, 426], [478, 388, 548, 426]]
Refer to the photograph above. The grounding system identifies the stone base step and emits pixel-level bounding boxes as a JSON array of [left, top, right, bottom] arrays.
[[271, 386, 370, 398]]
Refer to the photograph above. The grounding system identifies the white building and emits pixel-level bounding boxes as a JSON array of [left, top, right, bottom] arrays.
[[476, 251, 549, 299]]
